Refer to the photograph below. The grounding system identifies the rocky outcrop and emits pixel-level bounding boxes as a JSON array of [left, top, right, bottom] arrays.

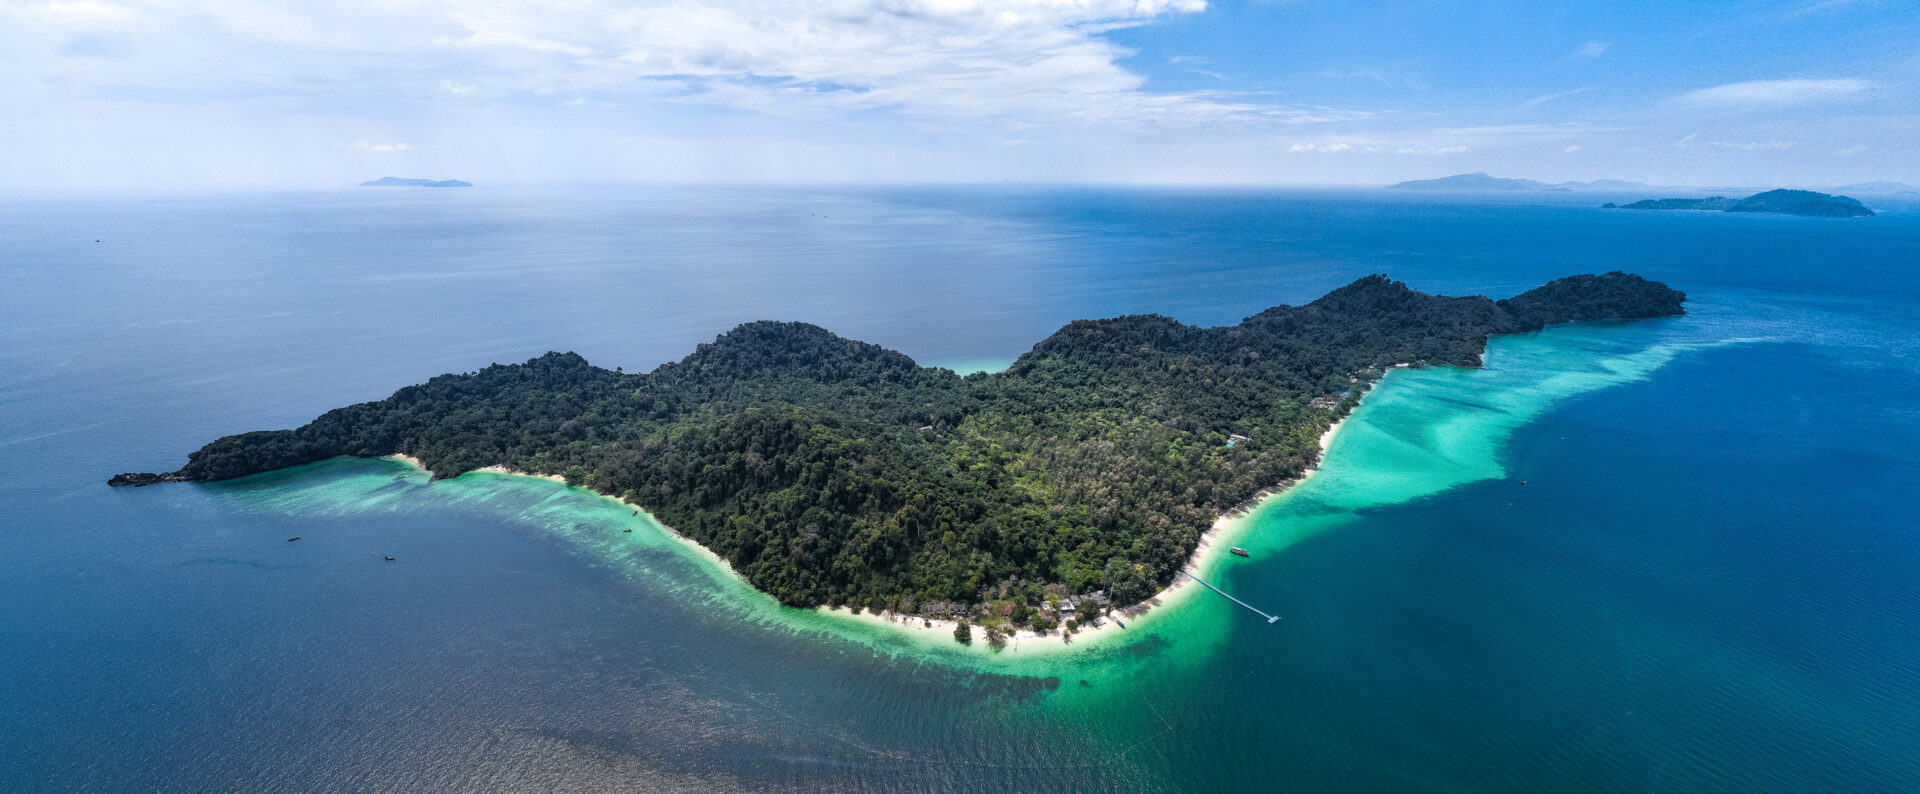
[[108, 471, 192, 487]]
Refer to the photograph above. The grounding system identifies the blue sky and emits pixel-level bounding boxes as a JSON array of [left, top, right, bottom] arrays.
[[3, 0, 1915, 187]]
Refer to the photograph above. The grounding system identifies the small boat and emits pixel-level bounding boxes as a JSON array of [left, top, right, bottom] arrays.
[[632, 510, 638, 516], [287, 536, 301, 542], [1230, 547, 1250, 557], [383, 556, 395, 561], [623, 528, 631, 533]]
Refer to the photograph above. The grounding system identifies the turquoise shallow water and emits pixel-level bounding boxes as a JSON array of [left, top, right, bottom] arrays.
[[3, 187, 1918, 791], [1234, 323, 1744, 561]]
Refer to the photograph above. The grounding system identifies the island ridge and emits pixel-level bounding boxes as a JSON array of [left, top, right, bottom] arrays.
[[113, 273, 1685, 626], [358, 177, 473, 188], [1603, 189, 1873, 217]]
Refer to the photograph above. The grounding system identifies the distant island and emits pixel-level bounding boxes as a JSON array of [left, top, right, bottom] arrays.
[[1389, 173, 1567, 191], [1604, 189, 1873, 217], [113, 274, 1685, 630], [1829, 181, 1919, 195], [359, 177, 472, 188], [1387, 173, 1654, 192]]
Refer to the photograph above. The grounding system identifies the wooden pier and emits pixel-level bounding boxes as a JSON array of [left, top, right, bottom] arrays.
[[1181, 570, 1281, 624]]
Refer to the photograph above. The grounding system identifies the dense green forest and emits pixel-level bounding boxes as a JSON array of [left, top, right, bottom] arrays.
[[115, 273, 1685, 617]]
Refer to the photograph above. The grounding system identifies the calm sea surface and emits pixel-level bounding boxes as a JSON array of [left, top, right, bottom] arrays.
[[3, 186, 1917, 792]]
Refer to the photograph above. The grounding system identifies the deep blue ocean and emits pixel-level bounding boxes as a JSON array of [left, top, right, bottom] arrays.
[[3, 186, 1917, 792]]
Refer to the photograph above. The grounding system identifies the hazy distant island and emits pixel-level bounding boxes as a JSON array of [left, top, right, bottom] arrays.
[[1829, 181, 1919, 195], [113, 274, 1684, 628], [1388, 173, 1651, 192], [359, 177, 472, 188], [1604, 189, 1873, 217]]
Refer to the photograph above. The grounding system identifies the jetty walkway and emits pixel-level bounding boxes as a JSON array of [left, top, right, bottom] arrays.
[[1181, 570, 1281, 624]]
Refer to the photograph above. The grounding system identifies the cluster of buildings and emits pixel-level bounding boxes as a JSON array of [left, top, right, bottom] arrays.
[[909, 589, 1116, 629]]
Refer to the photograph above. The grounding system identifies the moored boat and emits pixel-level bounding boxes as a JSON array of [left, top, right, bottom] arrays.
[[1230, 547, 1250, 557]]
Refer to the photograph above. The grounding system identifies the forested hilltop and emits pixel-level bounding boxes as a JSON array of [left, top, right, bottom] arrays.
[[114, 273, 1684, 619], [1602, 189, 1873, 217]]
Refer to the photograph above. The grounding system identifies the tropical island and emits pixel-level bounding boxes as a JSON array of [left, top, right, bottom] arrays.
[[358, 177, 473, 188], [1830, 181, 1919, 195], [112, 273, 1684, 634], [1603, 189, 1872, 217]]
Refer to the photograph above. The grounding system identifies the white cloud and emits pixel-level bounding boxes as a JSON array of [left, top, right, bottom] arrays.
[[1708, 140, 1795, 152], [1671, 78, 1874, 109], [7, 0, 1327, 134], [1564, 41, 1610, 61], [1833, 144, 1869, 156], [38, 1, 1907, 187], [1335, 124, 1596, 159], [1317, 69, 1426, 91], [426, 0, 1238, 127], [1562, 145, 1583, 153], [1431, 124, 1611, 137], [1787, 0, 1864, 16], [1520, 87, 1591, 108], [37, 0, 135, 21], [446, 12, 595, 57]]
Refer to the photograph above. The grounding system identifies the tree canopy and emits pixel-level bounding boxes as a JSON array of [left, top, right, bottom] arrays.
[[117, 272, 1685, 613]]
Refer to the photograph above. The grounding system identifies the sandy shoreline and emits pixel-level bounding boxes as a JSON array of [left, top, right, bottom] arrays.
[[472, 464, 566, 483], [389, 452, 564, 483], [381, 382, 1379, 654], [389, 454, 565, 485], [1129, 407, 1360, 629], [385, 453, 747, 576], [817, 398, 1373, 652]]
